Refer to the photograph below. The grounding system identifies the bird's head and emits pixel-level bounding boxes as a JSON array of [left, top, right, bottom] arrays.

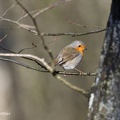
[[69, 40, 87, 55]]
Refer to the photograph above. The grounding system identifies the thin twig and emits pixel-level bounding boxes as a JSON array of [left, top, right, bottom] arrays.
[[0, 34, 8, 43], [18, 38, 57, 53], [17, 8, 41, 22], [66, 19, 104, 29], [33, 0, 72, 18], [1, 1, 20, 18]]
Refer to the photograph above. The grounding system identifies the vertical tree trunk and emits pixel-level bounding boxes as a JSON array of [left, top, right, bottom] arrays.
[[88, 0, 120, 120]]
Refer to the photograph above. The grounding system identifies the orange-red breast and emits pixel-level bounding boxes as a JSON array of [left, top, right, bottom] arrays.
[[54, 40, 87, 70]]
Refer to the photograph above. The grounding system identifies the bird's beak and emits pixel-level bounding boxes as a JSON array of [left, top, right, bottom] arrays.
[[83, 46, 87, 50], [85, 47, 87, 50]]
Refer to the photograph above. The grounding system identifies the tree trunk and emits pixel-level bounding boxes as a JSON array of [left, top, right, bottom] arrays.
[[88, 0, 120, 120]]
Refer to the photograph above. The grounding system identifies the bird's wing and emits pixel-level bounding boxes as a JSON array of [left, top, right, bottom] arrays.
[[54, 47, 79, 66]]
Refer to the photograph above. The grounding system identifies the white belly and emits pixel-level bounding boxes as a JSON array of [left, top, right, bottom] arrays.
[[62, 54, 82, 70]]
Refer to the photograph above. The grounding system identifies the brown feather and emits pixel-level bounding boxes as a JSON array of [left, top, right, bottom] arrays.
[[54, 47, 79, 66]]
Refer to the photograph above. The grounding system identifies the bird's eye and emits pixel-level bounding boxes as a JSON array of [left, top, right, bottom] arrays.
[[78, 45, 81, 47]]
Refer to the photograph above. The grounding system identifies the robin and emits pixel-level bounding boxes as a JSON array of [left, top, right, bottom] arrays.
[[54, 40, 87, 71]]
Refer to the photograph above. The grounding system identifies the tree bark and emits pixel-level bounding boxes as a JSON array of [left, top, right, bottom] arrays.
[[88, 0, 120, 120]]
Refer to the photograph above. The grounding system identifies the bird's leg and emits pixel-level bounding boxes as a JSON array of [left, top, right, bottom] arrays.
[[74, 68, 83, 76]]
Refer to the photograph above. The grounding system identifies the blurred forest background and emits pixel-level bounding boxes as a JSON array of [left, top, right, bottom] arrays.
[[0, 0, 111, 120]]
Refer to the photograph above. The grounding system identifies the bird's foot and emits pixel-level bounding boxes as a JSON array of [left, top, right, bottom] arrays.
[[74, 68, 83, 76]]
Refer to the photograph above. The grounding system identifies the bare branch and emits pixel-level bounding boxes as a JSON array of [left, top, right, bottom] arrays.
[[0, 45, 97, 77], [0, 53, 53, 71], [15, 0, 54, 65], [55, 75, 89, 98], [41, 28, 106, 37], [0, 53, 88, 97], [0, 16, 106, 37], [0, 45, 47, 69], [0, 57, 41, 71], [0, 17, 106, 36], [0, 52, 96, 76], [57, 71, 96, 76]]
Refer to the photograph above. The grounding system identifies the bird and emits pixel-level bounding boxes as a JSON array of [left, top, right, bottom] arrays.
[[53, 40, 87, 71]]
